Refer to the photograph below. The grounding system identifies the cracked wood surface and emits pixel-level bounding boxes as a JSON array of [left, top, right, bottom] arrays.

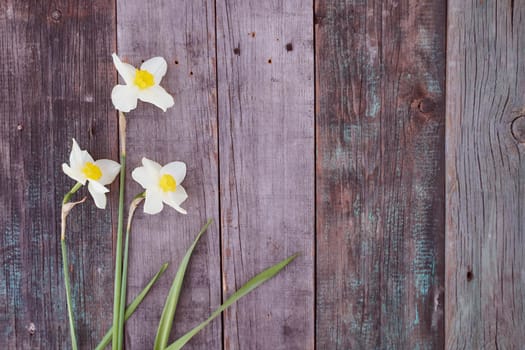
[[116, 0, 222, 349], [0, 1, 117, 348], [315, 0, 446, 348], [216, 1, 315, 349], [2, 0, 525, 349], [445, 1, 525, 348]]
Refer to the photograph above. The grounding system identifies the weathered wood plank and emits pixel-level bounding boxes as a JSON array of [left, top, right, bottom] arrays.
[[0, 1, 117, 348], [216, 1, 315, 349], [315, 0, 446, 348], [116, 1, 221, 348], [445, 1, 525, 348]]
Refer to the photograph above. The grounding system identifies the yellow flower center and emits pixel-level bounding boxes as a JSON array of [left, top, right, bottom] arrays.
[[82, 162, 102, 180], [159, 174, 177, 192], [133, 69, 155, 89]]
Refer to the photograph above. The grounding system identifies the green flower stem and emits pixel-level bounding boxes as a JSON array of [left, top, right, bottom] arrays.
[[61, 238, 78, 350], [112, 111, 127, 350], [60, 182, 83, 350], [95, 262, 168, 350], [117, 194, 144, 349], [62, 182, 83, 206]]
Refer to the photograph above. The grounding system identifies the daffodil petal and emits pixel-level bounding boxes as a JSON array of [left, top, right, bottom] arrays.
[[70, 138, 95, 166], [172, 185, 188, 205], [80, 150, 95, 165], [95, 159, 121, 185], [144, 190, 164, 214], [111, 85, 139, 112], [62, 163, 87, 185], [163, 185, 188, 214], [132, 166, 156, 189], [112, 53, 137, 85], [161, 161, 186, 185], [142, 157, 162, 174], [70, 139, 85, 169], [137, 85, 174, 112], [89, 180, 109, 194], [140, 57, 168, 84], [172, 204, 187, 215], [88, 182, 107, 209]]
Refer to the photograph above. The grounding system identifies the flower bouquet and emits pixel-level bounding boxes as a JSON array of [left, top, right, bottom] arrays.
[[59, 53, 297, 349]]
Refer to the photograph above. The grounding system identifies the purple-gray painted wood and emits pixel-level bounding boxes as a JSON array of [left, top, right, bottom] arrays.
[[0, 1, 117, 348], [116, 1, 221, 349], [315, 0, 446, 348], [445, 1, 525, 348], [216, 1, 315, 349]]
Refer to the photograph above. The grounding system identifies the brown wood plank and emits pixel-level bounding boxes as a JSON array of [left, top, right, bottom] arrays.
[[445, 1, 525, 348], [216, 1, 315, 349], [115, 1, 221, 349], [0, 1, 117, 348], [315, 0, 446, 348]]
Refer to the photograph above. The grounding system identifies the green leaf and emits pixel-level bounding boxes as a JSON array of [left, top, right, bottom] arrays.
[[165, 253, 298, 350], [94, 262, 169, 350], [153, 219, 213, 350]]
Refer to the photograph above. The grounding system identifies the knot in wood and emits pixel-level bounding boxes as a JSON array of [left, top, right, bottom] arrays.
[[418, 98, 435, 114], [511, 115, 525, 143], [51, 9, 62, 21], [27, 322, 36, 335]]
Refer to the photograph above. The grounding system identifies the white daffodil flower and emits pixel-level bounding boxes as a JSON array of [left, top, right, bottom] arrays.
[[62, 139, 121, 209], [131, 157, 188, 215], [111, 53, 175, 113]]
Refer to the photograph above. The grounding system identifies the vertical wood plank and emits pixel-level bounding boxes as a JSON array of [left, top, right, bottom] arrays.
[[446, 1, 525, 348], [216, 1, 315, 349], [315, 0, 446, 348], [0, 1, 117, 348], [116, 1, 221, 349]]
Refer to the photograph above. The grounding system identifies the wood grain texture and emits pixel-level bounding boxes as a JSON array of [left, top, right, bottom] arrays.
[[116, 1, 221, 349], [0, 1, 117, 348], [315, 0, 446, 348], [216, 1, 315, 349], [445, 1, 525, 348]]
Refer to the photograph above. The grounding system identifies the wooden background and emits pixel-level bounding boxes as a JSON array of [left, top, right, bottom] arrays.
[[0, 1, 523, 349]]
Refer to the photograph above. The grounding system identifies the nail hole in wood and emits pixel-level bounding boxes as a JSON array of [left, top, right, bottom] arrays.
[[466, 270, 473, 282], [189, 71, 193, 76], [174, 60, 179, 65], [249, 32, 256, 38], [268, 59, 272, 64], [285, 43, 293, 52], [51, 9, 62, 21], [233, 47, 240, 56], [511, 115, 525, 143]]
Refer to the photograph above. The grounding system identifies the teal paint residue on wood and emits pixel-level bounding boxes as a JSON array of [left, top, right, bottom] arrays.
[[4, 212, 22, 312], [423, 70, 442, 94], [413, 305, 420, 325], [368, 93, 381, 118], [368, 211, 376, 223], [415, 268, 432, 296], [353, 195, 361, 217], [343, 123, 361, 144], [348, 278, 362, 291]]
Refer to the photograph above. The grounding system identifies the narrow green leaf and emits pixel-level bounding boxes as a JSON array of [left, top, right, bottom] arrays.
[[165, 253, 298, 350], [153, 219, 213, 350], [94, 262, 169, 350]]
